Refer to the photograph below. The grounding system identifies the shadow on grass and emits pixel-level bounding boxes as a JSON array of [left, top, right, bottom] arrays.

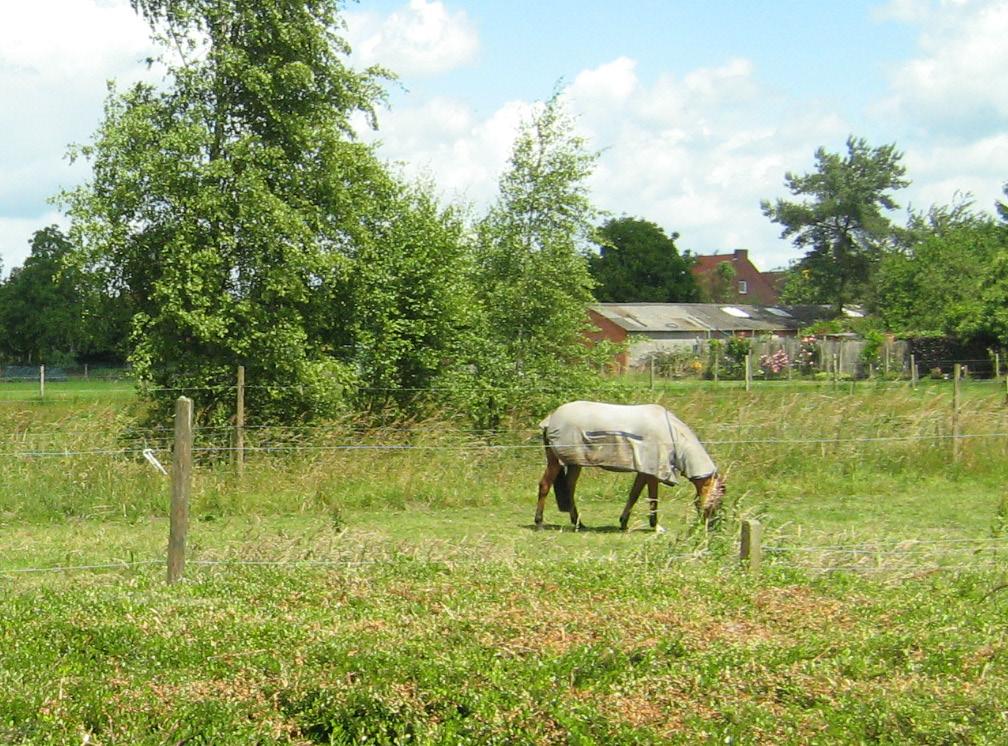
[[521, 523, 632, 534]]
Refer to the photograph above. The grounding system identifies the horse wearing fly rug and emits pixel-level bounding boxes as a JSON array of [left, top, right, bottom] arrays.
[[536, 401, 725, 530]]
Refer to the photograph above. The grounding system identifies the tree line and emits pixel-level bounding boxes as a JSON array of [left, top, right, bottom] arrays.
[[2, 1, 1006, 424]]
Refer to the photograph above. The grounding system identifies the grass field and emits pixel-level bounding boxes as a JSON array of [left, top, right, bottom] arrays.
[[1, 378, 1007, 743]]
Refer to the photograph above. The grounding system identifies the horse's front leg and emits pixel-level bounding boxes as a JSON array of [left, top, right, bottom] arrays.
[[619, 473, 648, 530], [565, 465, 583, 529]]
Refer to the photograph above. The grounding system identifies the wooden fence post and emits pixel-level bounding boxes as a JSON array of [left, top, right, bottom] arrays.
[[39, 365, 45, 399], [995, 351, 1001, 381], [236, 365, 245, 477], [910, 353, 918, 389], [168, 396, 193, 584], [953, 363, 962, 465], [745, 354, 752, 392], [740, 519, 762, 573]]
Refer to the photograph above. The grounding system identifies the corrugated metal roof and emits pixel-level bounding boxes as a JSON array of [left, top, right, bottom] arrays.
[[591, 303, 834, 334]]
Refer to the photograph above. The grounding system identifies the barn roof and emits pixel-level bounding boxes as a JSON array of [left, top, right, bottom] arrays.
[[590, 303, 835, 335]]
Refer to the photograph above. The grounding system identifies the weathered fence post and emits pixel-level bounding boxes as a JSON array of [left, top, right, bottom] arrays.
[[745, 354, 752, 392], [168, 396, 193, 584], [740, 519, 762, 573], [39, 365, 45, 399], [953, 363, 962, 465], [910, 353, 918, 389], [714, 346, 720, 384], [832, 353, 839, 390], [236, 365, 245, 477]]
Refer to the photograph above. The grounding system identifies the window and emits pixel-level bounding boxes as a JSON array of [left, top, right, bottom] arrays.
[[738, 280, 748, 294]]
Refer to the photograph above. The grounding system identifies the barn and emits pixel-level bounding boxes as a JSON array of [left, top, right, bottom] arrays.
[[588, 302, 833, 369]]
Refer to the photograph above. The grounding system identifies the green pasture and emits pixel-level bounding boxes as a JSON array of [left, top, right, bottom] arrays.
[[1, 380, 1007, 743], [0, 378, 135, 402]]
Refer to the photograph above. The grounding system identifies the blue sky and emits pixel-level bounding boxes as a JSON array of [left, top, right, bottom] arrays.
[[2, 0, 1006, 275]]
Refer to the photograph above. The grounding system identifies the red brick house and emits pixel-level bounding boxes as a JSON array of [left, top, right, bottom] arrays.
[[692, 249, 780, 305]]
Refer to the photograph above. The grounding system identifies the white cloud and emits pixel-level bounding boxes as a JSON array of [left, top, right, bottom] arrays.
[[568, 57, 639, 104], [0, 1, 155, 269], [0, 1, 153, 79], [879, 0, 1008, 131], [902, 133, 1008, 211], [367, 97, 533, 206], [345, 0, 478, 77], [370, 55, 847, 271]]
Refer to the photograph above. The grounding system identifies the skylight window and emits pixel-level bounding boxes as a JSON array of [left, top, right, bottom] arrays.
[[721, 306, 750, 318]]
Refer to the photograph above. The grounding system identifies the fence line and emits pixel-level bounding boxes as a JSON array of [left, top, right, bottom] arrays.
[[2, 428, 1008, 460], [0, 413, 959, 440], [6, 374, 1007, 398], [2, 542, 1001, 579]]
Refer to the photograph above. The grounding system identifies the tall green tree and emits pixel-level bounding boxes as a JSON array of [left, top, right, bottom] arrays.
[[342, 182, 479, 411], [957, 184, 1008, 345], [0, 226, 128, 364], [0, 227, 84, 363], [62, 0, 394, 423], [702, 260, 738, 303], [589, 217, 698, 302], [871, 199, 1004, 335], [472, 92, 607, 420], [762, 136, 909, 311]]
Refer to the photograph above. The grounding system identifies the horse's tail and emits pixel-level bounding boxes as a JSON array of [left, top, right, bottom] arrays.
[[554, 467, 572, 512], [543, 428, 572, 512]]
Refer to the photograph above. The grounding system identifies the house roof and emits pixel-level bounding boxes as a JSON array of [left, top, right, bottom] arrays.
[[590, 303, 835, 335]]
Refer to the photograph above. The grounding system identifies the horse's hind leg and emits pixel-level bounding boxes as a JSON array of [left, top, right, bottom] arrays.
[[565, 465, 583, 528], [535, 455, 562, 527], [619, 473, 648, 530]]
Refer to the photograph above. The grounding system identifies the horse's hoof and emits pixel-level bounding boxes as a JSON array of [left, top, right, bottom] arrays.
[[619, 520, 628, 531], [534, 521, 544, 531]]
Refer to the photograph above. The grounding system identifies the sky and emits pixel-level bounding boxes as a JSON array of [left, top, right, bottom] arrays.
[[1, 0, 1007, 276]]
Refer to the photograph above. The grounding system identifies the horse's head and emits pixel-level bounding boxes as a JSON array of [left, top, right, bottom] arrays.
[[692, 473, 726, 522]]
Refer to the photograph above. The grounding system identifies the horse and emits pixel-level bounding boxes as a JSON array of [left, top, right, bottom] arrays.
[[535, 401, 725, 530]]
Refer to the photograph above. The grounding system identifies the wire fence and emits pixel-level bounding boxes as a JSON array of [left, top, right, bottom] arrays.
[[3, 374, 1007, 583], [1, 428, 1007, 461], [2, 534, 1003, 580]]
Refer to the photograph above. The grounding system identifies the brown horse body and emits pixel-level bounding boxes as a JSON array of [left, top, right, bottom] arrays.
[[535, 401, 724, 529]]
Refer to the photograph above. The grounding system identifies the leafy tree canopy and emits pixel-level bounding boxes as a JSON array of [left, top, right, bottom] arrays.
[[763, 136, 909, 311], [61, 0, 398, 423], [589, 217, 698, 302], [0, 226, 120, 364], [956, 183, 1008, 345], [870, 198, 1004, 337], [471, 91, 610, 424]]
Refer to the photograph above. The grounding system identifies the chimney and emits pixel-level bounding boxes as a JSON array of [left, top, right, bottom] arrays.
[[733, 249, 748, 262]]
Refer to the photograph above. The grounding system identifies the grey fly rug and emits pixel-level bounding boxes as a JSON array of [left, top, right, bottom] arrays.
[[540, 401, 716, 486]]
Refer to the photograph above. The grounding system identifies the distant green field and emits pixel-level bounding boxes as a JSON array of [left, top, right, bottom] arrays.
[[1, 379, 1006, 743], [0, 378, 136, 401]]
